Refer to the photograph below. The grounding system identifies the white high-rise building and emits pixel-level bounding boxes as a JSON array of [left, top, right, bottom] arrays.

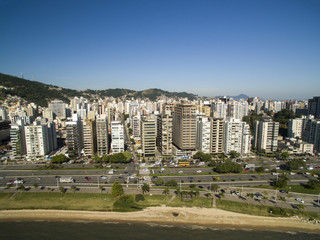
[[254, 117, 279, 152], [288, 117, 306, 138], [24, 122, 50, 158], [197, 116, 211, 153], [111, 121, 124, 153], [224, 118, 251, 155]]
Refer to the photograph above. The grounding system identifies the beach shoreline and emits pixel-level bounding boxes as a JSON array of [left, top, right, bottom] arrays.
[[0, 207, 319, 234]]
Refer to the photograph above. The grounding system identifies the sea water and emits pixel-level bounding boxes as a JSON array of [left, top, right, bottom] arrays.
[[0, 221, 319, 240]]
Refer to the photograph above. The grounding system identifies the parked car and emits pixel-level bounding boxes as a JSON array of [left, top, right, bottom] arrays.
[[196, 170, 202, 173], [85, 177, 91, 181], [101, 176, 107, 180], [178, 170, 183, 173], [279, 190, 288, 194], [295, 198, 304, 203]]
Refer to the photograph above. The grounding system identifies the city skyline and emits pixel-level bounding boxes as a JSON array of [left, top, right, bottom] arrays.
[[1, 0, 319, 100]]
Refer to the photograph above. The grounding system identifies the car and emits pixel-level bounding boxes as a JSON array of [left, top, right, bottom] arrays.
[[85, 177, 91, 181], [14, 180, 24, 184], [198, 186, 204, 189], [0, 176, 4, 179], [178, 170, 183, 173], [196, 170, 202, 173], [295, 198, 304, 203], [279, 190, 288, 194], [101, 176, 107, 180], [188, 177, 193, 180]]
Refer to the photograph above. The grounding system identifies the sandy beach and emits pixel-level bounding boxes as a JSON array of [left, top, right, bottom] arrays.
[[0, 207, 319, 233]]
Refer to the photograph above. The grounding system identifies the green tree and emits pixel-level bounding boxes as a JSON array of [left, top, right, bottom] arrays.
[[59, 186, 65, 194], [113, 195, 136, 210], [93, 155, 101, 163], [280, 152, 289, 160], [17, 184, 25, 191], [273, 175, 289, 188], [165, 180, 178, 187], [135, 194, 145, 202], [210, 184, 219, 192], [99, 186, 104, 193], [71, 185, 77, 193], [111, 181, 124, 198], [163, 187, 169, 196], [229, 150, 240, 159], [122, 151, 132, 162], [154, 178, 164, 186], [51, 154, 69, 164], [215, 160, 243, 173], [33, 183, 39, 189], [141, 183, 150, 194], [202, 154, 212, 162], [286, 159, 306, 170], [256, 166, 265, 173]]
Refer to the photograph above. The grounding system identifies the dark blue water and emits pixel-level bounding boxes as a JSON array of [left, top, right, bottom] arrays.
[[0, 221, 319, 240]]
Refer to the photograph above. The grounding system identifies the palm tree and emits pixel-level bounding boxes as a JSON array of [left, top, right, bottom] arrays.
[[59, 186, 65, 194], [163, 187, 169, 196], [33, 183, 39, 190], [141, 183, 150, 194], [71, 185, 77, 194]]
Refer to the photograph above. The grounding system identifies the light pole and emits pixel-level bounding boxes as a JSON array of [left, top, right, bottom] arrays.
[[98, 176, 100, 189]]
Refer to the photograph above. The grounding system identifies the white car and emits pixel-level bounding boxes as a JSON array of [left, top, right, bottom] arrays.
[[101, 176, 107, 180], [295, 198, 304, 203], [196, 170, 202, 173], [178, 170, 183, 173]]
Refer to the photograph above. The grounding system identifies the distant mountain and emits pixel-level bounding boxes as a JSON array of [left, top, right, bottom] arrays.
[[0, 73, 197, 106], [216, 94, 249, 101]]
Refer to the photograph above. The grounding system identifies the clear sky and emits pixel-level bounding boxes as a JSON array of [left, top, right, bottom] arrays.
[[0, 0, 319, 100]]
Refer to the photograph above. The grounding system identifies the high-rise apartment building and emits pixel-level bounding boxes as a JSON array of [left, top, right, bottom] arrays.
[[111, 121, 124, 153], [254, 117, 279, 152], [10, 119, 26, 159], [132, 115, 141, 138], [302, 117, 320, 153], [83, 119, 97, 157], [288, 117, 306, 138], [197, 116, 211, 153], [173, 104, 197, 150], [24, 122, 50, 158], [210, 118, 224, 154], [308, 96, 320, 118], [66, 114, 83, 158], [48, 100, 66, 119], [224, 118, 251, 154], [157, 110, 173, 156], [96, 115, 108, 156], [141, 115, 156, 156]]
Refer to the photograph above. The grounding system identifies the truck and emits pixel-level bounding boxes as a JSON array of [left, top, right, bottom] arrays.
[[59, 177, 74, 183]]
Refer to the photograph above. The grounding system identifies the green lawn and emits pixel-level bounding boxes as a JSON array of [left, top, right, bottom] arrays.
[[216, 199, 320, 220], [249, 184, 320, 195], [168, 196, 212, 208]]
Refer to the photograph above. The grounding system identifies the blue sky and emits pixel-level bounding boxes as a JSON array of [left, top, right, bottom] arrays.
[[0, 0, 319, 100]]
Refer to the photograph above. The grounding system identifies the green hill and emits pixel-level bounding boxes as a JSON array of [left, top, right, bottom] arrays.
[[0, 73, 197, 106]]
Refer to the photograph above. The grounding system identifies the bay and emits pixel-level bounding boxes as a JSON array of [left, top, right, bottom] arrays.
[[0, 221, 319, 240]]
